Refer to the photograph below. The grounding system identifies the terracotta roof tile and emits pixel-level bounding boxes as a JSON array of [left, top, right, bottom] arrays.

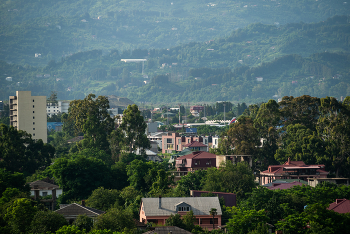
[[327, 199, 350, 213], [184, 141, 207, 148], [176, 151, 216, 160]]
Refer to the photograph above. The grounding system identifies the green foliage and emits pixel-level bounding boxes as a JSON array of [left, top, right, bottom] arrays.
[[50, 156, 112, 203], [175, 169, 207, 196], [120, 104, 150, 154], [0, 124, 55, 176], [55, 225, 86, 234], [74, 214, 94, 233], [226, 207, 268, 234], [4, 198, 38, 234], [165, 214, 185, 229], [202, 162, 255, 199], [0, 168, 29, 197], [93, 207, 136, 232], [86, 187, 120, 211], [68, 94, 115, 152], [30, 210, 68, 234]]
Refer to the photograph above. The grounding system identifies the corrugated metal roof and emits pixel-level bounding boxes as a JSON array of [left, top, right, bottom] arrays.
[[142, 197, 222, 216]]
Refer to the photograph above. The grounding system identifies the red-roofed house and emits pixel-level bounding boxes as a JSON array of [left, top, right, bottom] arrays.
[[327, 199, 350, 214], [259, 158, 328, 186], [184, 141, 208, 152], [175, 151, 216, 171]]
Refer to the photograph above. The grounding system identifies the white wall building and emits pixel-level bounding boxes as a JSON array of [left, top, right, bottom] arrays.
[[46, 101, 70, 117]]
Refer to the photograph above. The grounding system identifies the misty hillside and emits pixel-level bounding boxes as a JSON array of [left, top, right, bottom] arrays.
[[1, 0, 349, 66]]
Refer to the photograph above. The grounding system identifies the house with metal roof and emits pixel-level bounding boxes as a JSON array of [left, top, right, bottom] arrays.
[[139, 197, 222, 230], [259, 158, 328, 186], [54, 202, 104, 224], [175, 151, 217, 171]]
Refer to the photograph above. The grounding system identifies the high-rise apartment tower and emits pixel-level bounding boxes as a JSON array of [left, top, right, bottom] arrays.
[[9, 91, 47, 143]]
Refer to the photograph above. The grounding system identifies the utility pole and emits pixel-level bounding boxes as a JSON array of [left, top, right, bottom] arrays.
[[223, 103, 226, 125], [178, 103, 181, 125]]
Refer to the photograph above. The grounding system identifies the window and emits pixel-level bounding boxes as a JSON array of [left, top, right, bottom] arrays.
[[33, 100, 35, 102], [167, 139, 172, 143], [33, 122, 35, 125], [188, 139, 190, 143], [33, 116, 35, 119], [33, 133, 35, 136], [48, 110, 50, 112], [42, 192, 48, 196], [33, 105, 35, 108], [178, 206, 190, 211], [33, 111, 35, 113], [33, 128, 35, 130]]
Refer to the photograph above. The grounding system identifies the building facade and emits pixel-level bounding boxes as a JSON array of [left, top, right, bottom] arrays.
[[140, 197, 222, 230], [46, 101, 69, 117], [10, 91, 47, 143]]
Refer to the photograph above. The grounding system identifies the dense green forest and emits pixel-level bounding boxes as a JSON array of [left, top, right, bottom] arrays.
[[1, 0, 349, 67], [1, 95, 350, 233], [1, 15, 350, 104]]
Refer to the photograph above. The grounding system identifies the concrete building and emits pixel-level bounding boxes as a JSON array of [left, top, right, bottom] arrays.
[[46, 101, 70, 117], [10, 91, 47, 143]]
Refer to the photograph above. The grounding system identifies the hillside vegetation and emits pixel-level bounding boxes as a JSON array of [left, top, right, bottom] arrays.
[[1, 15, 349, 104], [1, 0, 349, 66]]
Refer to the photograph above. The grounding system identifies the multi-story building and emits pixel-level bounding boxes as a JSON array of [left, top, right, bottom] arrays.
[[259, 158, 329, 186], [10, 91, 47, 143], [46, 101, 69, 117], [162, 132, 206, 154]]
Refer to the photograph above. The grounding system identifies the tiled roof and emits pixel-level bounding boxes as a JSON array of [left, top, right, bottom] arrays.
[[141, 197, 222, 217], [327, 199, 350, 214], [267, 181, 305, 190], [184, 141, 207, 148], [143, 226, 193, 234], [29, 180, 60, 190], [177, 151, 216, 160], [54, 203, 104, 217], [261, 160, 328, 175]]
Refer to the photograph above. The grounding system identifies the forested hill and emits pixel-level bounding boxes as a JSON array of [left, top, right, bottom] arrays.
[[1, 0, 349, 66], [1, 16, 350, 104]]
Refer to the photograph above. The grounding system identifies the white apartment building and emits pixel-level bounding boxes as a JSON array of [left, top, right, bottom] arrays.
[[10, 91, 47, 143], [46, 101, 69, 117]]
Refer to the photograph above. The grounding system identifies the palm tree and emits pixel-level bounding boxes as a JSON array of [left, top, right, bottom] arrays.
[[209, 208, 217, 230]]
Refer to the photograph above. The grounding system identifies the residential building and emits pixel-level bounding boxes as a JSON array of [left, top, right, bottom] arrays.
[[259, 158, 329, 186], [216, 155, 253, 168], [327, 199, 350, 214], [267, 181, 305, 190], [148, 132, 168, 150], [10, 91, 47, 143], [29, 180, 62, 210], [55, 202, 104, 224], [184, 141, 208, 152], [143, 226, 192, 234], [162, 132, 204, 154], [212, 136, 219, 149], [308, 178, 350, 187], [46, 101, 69, 117], [190, 190, 237, 207], [190, 105, 204, 113], [175, 151, 216, 171], [139, 197, 222, 230], [29, 180, 63, 198]]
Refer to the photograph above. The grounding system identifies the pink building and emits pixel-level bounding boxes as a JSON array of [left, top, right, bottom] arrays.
[[162, 132, 204, 154], [139, 197, 222, 230], [175, 151, 216, 171], [259, 158, 328, 186]]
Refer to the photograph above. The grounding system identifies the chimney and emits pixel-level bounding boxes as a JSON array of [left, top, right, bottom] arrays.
[[336, 199, 345, 204], [159, 195, 162, 209], [287, 157, 290, 165], [82, 200, 85, 207]]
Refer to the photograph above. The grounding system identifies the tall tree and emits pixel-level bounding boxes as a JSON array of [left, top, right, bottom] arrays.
[[0, 124, 55, 176], [120, 104, 150, 154], [67, 94, 115, 152]]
